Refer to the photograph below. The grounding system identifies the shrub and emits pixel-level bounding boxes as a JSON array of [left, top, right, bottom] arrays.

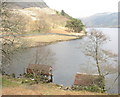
[[23, 73, 50, 84], [65, 18, 85, 33], [71, 85, 106, 93]]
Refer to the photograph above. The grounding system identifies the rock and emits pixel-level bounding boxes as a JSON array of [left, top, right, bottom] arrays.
[[31, 78, 35, 81], [63, 87, 71, 90]]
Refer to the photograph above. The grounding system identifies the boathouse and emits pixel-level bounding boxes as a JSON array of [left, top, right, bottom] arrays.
[[26, 64, 53, 82], [74, 73, 104, 87]]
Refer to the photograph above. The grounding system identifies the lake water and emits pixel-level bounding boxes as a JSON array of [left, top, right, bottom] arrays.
[[4, 28, 118, 94]]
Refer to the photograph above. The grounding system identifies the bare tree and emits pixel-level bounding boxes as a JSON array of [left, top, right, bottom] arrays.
[[82, 29, 117, 77], [33, 19, 50, 33], [34, 47, 55, 66], [27, 14, 50, 33], [0, 2, 28, 72]]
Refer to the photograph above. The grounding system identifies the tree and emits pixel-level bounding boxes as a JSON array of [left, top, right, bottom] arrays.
[[61, 10, 72, 19], [65, 18, 85, 33], [61, 10, 65, 16], [1, 2, 27, 33], [34, 47, 55, 66], [33, 19, 50, 33], [0, 2, 28, 72], [82, 29, 117, 77]]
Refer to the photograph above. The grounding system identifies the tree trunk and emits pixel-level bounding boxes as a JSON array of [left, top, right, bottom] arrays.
[[95, 40, 102, 76], [96, 60, 102, 76]]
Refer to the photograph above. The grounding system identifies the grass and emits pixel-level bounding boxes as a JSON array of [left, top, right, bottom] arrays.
[[22, 28, 85, 47], [2, 76, 20, 87], [2, 75, 106, 95], [23, 34, 79, 47]]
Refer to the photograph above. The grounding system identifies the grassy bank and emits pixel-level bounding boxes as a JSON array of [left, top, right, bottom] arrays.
[[22, 28, 86, 47], [23, 34, 81, 47], [2, 76, 106, 95]]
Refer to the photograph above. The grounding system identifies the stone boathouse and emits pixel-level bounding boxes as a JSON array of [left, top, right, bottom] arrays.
[[26, 64, 53, 82], [74, 73, 104, 87]]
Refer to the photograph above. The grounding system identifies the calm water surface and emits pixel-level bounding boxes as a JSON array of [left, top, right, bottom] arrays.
[[5, 28, 118, 94]]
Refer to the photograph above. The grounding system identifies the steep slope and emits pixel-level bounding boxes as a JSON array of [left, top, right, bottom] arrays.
[[2, 0, 84, 34], [4, 0, 68, 31], [81, 12, 118, 28], [14, 7, 68, 31], [6, 0, 48, 9]]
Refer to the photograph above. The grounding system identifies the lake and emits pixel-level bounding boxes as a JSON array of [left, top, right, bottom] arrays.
[[4, 28, 118, 94]]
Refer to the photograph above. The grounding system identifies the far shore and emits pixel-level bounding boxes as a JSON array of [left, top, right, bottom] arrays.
[[0, 28, 86, 48], [22, 29, 86, 47]]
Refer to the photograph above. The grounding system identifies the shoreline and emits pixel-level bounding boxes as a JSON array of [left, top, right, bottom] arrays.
[[22, 33, 86, 48], [27, 37, 84, 48]]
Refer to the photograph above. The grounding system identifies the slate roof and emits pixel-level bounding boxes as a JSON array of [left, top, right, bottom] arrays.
[[74, 73, 102, 86], [27, 64, 52, 75]]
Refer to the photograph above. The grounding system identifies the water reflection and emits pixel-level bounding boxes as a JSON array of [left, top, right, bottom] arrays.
[[4, 47, 55, 77], [2, 28, 118, 94]]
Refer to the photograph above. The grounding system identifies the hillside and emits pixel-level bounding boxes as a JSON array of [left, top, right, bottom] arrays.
[[3, 0, 71, 33], [6, 0, 48, 9], [2, 0, 86, 35], [81, 12, 118, 28], [1, 0, 86, 48]]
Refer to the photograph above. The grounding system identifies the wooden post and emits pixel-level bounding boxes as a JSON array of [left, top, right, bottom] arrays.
[[50, 74, 53, 82], [49, 67, 53, 82]]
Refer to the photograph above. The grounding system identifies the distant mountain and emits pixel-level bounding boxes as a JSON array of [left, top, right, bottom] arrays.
[[81, 12, 118, 28]]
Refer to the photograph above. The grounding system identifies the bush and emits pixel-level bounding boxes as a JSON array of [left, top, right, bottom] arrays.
[[71, 85, 106, 93], [65, 18, 85, 33], [23, 73, 50, 84], [24, 73, 34, 78], [11, 73, 15, 78]]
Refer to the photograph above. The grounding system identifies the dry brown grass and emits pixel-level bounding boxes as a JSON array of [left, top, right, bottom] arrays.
[[17, 7, 68, 31], [2, 71, 105, 95], [24, 34, 77, 43], [49, 28, 86, 35], [22, 34, 80, 47], [22, 28, 85, 47], [2, 83, 105, 95]]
